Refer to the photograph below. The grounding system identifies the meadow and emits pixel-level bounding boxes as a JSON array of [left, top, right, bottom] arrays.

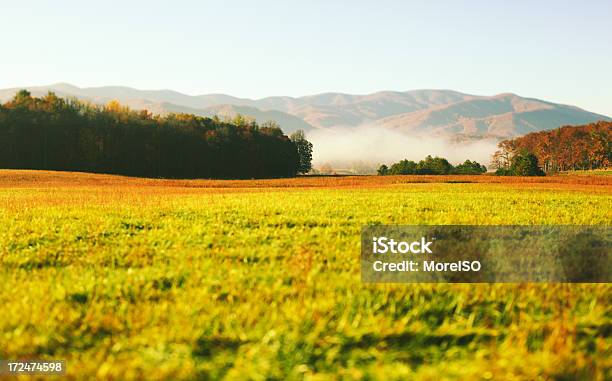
[[0, 170, 610, 380]]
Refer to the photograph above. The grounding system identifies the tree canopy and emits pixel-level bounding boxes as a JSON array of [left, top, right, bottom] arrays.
[[378, 156, 486, 175]]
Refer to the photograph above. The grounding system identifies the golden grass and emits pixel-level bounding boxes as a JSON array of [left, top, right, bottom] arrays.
[[0, 170, 610, 380]]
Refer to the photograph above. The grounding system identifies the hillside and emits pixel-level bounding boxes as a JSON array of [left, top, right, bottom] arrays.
[[377, 93, 609, 137], [1, 84, 609, 138]]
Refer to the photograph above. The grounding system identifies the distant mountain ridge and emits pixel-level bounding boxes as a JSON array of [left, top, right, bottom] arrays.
[[0, 83, 609, 137]]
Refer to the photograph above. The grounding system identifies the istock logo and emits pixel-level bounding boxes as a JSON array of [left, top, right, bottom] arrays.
[[363, 225, 611, 283], [372, 236, 433, 254]]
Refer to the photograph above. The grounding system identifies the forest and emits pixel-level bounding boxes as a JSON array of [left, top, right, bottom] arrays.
[[0, 91, 311, 179], [492, 121, 611, 173]]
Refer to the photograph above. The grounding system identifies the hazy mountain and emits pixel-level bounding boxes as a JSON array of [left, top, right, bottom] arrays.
[[290, 90, 476, 128], [107, 100, 313, 134], [1, 84, 609, 138], [376, 93, 610, 137], [198, 104, 312, 133], [0, 84, 314, 134], [0, 83, 248, 110]]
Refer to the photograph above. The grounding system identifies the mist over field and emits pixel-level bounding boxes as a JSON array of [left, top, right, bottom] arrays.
[[307, 125, 500, 172]]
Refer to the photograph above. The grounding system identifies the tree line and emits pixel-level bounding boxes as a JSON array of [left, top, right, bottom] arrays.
[[377, 156, 487, 175], [0, 91, 313, 179], [492, 121, 611, 174]]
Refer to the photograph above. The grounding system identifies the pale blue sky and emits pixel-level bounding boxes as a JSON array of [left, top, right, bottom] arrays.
[[1, 0, 610, 115]]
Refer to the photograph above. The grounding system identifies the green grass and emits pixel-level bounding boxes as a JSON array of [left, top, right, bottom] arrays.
[[0, 182, 610, 380]]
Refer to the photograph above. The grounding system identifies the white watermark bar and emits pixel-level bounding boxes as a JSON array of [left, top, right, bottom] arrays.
[[361, 225, 611, 283], [0, 360, 66, 375]]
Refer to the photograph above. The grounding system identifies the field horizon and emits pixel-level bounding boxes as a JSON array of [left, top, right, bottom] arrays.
[[1, 169, 611, 189]]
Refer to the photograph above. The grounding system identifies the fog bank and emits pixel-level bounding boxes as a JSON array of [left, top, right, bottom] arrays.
[[307, 126, 500, 172]]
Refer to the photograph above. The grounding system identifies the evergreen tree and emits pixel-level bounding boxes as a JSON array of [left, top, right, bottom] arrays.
[[290, 130, 313, 174], [377, 164, 389, 175], [509, 151, 545, 176]]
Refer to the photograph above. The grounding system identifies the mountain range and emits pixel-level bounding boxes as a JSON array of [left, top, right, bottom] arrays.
[[0, 83, 609, 137]]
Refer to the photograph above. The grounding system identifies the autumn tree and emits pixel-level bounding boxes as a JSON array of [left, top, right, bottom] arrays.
[[492, 121, 611, 173]]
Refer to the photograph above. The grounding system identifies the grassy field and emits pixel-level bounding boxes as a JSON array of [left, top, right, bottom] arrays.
[[0, 170, 610, 380]]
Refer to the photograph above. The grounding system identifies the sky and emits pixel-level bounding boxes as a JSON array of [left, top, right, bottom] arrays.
[[1, 0, 611, 116]]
